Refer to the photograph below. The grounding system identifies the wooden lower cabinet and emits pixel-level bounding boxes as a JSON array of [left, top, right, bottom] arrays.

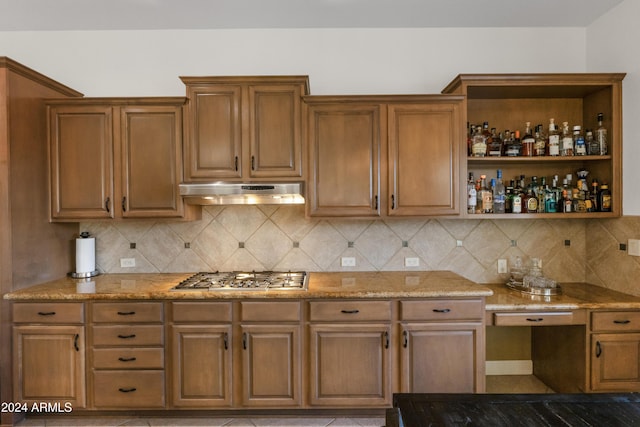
[[12, 302, 86, 408], [13, 325, 86, 408], [590, 311, 640, 392], [170, 325, 232, 407], [400, 323, 483, 393], [308, 324, 392, 407], [240, 324, 300, 407]]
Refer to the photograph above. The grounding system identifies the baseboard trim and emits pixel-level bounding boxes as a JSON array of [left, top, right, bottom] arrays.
[[486, 360, 533, 376]]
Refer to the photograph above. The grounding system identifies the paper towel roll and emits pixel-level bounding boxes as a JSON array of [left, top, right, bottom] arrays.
[[76, 237, 96, 274]]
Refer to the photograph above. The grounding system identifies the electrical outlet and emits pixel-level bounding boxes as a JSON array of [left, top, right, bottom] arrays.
[[629, 239, 640, 257], [404, 257, 420, 267], [497, 259, 508, 274], [341, 257, 356, 267], [120, 258, 136, 268]]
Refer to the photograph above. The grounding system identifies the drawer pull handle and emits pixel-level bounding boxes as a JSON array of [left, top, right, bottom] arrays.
[[118, 387, 137, 393], [384, 331, 389, 349], [402, 330, 408, 348], [614, 320, 631, 324], [74, 334, 79, 351], [341, 309, 360, 314], [433, 308, 451, 313], [118, 357, 137, 362], [117, 334, 136, 339], [224, 332, 228, 350], [37, 311, 56, 316], [526, 318, 544, 322], [105, 197, 110, 213], [121, 196, 127, 212], [117, 311, 136, 316], [596, 341, 602, 358], [242, 333, 247, 350]]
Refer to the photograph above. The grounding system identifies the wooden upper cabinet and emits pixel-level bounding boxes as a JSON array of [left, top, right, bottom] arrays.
[[305, 95, 463, 218], [388, 102, 461, 216], [306, 101, 382, 217], [49, 104, 114, 220], [181, 76, 309, 182], [48, 98, 197, 221]]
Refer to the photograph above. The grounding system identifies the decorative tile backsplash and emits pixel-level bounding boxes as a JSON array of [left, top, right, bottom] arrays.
[[80, 205, 640, 290]]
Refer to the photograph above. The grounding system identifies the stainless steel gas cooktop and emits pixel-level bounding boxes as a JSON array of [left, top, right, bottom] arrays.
[[171, 271, 308, 291]]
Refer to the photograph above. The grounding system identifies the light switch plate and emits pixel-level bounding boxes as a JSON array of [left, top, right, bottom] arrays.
[[628, 239, 640, 257], [497, 259, 508, 274]]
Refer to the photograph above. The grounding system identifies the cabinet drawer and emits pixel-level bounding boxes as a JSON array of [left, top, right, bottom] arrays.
[[401, 299, 483, 321], [92, 302, 163, 323], [493, 311, 575, 326], [592, 311, 640, 332], [92, 348, 164, 369], [92, 325, 164, 346], [241, 301, 300, 322], [309, 301, 391, 322], [172, 302, 232, 323], [92, 370, 165, 408], [13, 302, 84, 324]]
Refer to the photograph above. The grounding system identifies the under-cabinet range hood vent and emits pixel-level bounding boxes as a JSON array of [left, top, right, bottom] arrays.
[[179, 182, 305, 205]]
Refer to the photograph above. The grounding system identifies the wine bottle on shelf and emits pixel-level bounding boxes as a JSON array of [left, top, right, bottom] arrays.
[[595, 113, 608, 155], [467, 172, 477, 214], [560, 121, 574, 156], [547, 119, 560, 156], [493, 169, 506, 214]]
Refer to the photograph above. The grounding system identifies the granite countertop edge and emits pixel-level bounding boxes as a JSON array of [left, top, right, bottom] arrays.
[[5, 272, 640, 310]]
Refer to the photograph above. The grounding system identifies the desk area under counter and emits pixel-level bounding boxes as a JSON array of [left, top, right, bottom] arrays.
[[483, 282, 640, 393]]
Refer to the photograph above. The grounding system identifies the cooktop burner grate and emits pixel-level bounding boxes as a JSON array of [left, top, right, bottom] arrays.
[[171, 271, 308, 291]]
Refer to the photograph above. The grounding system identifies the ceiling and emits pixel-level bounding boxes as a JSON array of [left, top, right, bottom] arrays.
[[0, 0, 624, 31]]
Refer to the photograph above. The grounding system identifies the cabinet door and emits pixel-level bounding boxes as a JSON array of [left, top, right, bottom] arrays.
[[13, 325, 86, 407], [249, 84, 303, 178], [591, 333, 640, 391], [388, 102, 460, 216], [49, 105, 114, 220], [307, 103, 382, 217], [308, 324, 391, 406], [184, 85, 242, 180], [400, 323, 483, 393], [120, 105, 184, 217], [170, 325, 232, 407], [240, 324, 300, 407]]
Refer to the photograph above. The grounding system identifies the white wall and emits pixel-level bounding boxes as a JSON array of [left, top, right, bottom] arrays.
[[0, 27, 585, 97], [587, 0, 640, 215]]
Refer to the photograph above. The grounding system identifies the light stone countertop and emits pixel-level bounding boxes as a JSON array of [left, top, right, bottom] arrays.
[[3, 271, 491, 300], [5, 272, 640, 311]]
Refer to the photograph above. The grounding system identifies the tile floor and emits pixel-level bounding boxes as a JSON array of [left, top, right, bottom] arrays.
[[15, 375, 552, 426]]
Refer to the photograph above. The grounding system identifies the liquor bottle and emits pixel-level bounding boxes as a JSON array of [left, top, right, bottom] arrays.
[[547, 119, 560, 156], [488, 128, 503, 156], [537, 176, 547, 213], [493, 169, 506, 214], [573, 125, 586, 155], [561, 179, 572, 212], [505, 181, 515, 213], [595, 113, 608, 155], [599, 183, 612, 212], [590, 179, 600, 211], [545, 177, 558, 213], [505, 130, 522, 157], [534, 124, 546, 156], [479, 175, 493, 213], [560, 121, 574, 156], [512, 175, 524, 214], [471, 125, 487, 157], [524, 176, 538, 213], [521, 122, 535, 157], [475, 179, 482, 214], [586, 129, 598, 155], [467, 172, 477, 214]]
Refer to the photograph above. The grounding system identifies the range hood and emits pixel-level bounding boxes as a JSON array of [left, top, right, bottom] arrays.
[[179, 182, 305, 205]]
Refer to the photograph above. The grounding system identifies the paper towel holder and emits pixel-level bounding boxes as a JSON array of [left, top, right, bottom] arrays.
[[70, 231, 100, 279]]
